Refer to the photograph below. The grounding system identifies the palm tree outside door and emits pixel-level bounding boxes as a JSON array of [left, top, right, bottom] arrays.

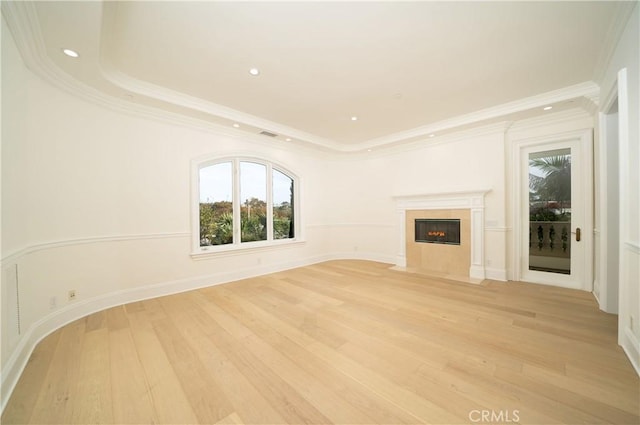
[[529, 148, 572, 274]]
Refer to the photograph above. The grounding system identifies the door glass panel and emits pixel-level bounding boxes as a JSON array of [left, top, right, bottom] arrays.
[[528, 148, 571, 274]]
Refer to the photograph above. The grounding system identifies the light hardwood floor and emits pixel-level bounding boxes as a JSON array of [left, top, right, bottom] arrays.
[[3, 260, 639, 424]]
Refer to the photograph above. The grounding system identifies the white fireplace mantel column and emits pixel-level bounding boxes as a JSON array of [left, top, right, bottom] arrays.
[[393, 190, 490, 281]]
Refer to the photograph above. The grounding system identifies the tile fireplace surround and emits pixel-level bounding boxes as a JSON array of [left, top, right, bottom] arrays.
[[393, 191, 489, 282]]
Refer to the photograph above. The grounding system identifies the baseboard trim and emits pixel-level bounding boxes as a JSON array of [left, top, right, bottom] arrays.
[[621, 328, 640, 377], [1, 252, 395, 412], [328, 251, 396, 264], [469, 265, 486, 281], [485, 267, 508, 281]]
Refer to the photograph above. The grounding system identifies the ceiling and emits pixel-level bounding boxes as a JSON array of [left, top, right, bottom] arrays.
[[3, 1, 633, 152]]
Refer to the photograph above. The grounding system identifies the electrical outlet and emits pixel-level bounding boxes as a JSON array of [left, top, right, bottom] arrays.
[[49, 296, 57, 310], [68, 290, 76, 301]]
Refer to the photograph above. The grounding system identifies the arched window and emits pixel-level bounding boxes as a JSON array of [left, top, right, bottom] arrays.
[[192, 157, 298, 255]]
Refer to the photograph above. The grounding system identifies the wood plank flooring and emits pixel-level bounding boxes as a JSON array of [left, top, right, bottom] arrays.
[[3, 260, 639, 424]]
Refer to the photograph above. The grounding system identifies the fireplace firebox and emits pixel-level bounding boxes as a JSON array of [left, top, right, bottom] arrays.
[[415, 219, 461, 245]]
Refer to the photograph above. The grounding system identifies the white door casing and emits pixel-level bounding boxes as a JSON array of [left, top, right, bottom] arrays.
[[511, 129, 594, 291]]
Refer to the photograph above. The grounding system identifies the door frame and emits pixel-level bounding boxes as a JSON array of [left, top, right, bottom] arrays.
[[596, 80, 621, 313], [510, 128, 594, 291]]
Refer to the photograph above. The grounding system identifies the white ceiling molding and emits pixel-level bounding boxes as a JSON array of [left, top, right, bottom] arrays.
[[99, 64, 342, 151], [358, 121, 512, 159], [1, 2, 339, 157], [592, 1, 639, 84], [506, 108, 594, 136], [96, 3, 341, 151], [358, 81, 600, 152], [2, 1, 625, 154], [1, 2, 99, 101]]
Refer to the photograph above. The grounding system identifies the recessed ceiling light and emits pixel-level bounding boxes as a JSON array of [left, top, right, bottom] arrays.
[[367, 149, 372, 152], [351, 116, 358, 121], [248, 68, 260, 76], [428, 134, 436, 138], [62, 48, 79, 58], [285, 138, 292, 142], [233, 123, 240, 128], [543, 106, 553, 111]]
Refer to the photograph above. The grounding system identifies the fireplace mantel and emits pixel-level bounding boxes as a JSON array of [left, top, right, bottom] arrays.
[[393, 190, 490, 281]]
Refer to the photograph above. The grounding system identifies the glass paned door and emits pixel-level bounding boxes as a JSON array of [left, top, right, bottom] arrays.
[[520, 135, 590, 291], [528, 148, 572, 274]]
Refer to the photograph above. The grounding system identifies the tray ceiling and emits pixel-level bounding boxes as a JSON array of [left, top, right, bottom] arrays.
[[2, 1, 632, 151]]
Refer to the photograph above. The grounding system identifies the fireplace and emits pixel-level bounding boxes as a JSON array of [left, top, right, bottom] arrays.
[[393, 190, 489, 281], [415, 219, 461, 245]]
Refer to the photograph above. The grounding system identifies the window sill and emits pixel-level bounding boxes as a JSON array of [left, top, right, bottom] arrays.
[[190, 238, 306, 260]]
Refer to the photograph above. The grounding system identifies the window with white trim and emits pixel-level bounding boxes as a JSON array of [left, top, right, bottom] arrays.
[[194, 158, 297, 253]]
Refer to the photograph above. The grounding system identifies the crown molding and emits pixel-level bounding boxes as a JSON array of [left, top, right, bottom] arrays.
[[3, 1, 601, 155], [99, 67, 343, 152], [579, 96, 599, 116], [105, 0, 343, 151], [592, 1, 638, 84], [354, 81, 600, 153], [354, 121, 511, 160], [506, 107, 594, 136], [1, 2, 121, 113], [2, 1, 340, 157]]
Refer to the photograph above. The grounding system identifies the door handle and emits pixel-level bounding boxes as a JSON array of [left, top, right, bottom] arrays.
[[576, 227, 581, 242]]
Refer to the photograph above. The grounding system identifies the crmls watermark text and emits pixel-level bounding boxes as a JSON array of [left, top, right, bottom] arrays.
[[468, 409, 520, 423]]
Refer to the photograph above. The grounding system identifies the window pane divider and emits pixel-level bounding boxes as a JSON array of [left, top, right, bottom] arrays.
[[266, 163, 274, 242], [194, 156, 299, 254], [232, 158, 241, 244]]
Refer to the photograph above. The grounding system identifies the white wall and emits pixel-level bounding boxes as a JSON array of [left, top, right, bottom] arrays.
[[384, 128, 508, 279], [0, 21, 514, 405], [3, 5, 639, 412], [319, 126, 509, 279], [598, 4, 640, 373], [1, 17, 338, 408], [2, 13, 29, 389]]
